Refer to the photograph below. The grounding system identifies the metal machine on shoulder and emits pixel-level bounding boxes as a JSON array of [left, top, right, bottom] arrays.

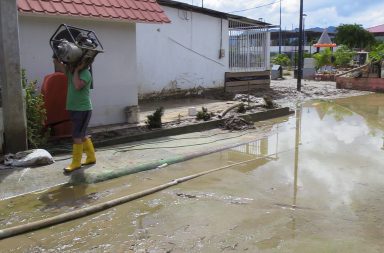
[[50, 24, 104, 69]]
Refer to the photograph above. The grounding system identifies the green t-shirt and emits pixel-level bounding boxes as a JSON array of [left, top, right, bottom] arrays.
[[66, 69, 92, 111]]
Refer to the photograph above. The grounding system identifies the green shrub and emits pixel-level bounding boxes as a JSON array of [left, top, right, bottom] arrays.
[[334, 45, 355, 67], [196, 107, 212, 121], [272, 54, 290, 67], [21, 69, 49, 148], [313, 48, 332, 69], [146, 107, 164, 129], [369, 43, 384, 63]]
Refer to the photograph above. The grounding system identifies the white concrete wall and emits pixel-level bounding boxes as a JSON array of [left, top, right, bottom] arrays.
[[136, 7, 229, 95], [18, 15, 137, 127]]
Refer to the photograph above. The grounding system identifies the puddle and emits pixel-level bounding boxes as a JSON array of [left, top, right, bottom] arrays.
[[1, 94, 384, 252]]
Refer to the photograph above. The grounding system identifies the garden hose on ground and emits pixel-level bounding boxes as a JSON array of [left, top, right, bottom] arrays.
[[54, 123, 280, 161], [0, 156, 268, 240]]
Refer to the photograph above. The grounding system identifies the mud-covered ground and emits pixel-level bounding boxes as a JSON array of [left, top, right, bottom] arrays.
[[3, 94, 384, 252], [86, 75, 370, 143], [253, 75, 371, 109]]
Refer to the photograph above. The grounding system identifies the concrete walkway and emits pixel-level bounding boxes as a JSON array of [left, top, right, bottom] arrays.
[[0, 108, 292, 200]]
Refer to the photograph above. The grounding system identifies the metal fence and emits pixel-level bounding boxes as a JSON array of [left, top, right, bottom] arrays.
[[229, 19, 269, 72]]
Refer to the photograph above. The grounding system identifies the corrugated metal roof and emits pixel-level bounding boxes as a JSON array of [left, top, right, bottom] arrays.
[[367, 24, 384, 33], [17, 0, 171, 24]]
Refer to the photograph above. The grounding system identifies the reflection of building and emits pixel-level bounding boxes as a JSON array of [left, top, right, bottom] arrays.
[[310, 95, 384, 132], [221, 133, 280, 173], [336, 95, 384, 130], [230, 137, 277, 158]]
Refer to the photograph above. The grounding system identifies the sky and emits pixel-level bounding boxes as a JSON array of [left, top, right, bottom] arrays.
[[173, 0, 384, 30]]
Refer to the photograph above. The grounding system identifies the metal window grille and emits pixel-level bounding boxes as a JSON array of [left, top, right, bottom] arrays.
[[229, 19, 268, 72]]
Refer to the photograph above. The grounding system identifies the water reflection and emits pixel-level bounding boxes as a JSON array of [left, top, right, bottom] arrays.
[[231, 94, 384, 242], [312, 94, 384, 138], [292, 95, 384, 211]]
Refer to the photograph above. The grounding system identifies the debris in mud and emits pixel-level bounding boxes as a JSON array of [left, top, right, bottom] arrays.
[[176, 193, 197, 199], [233, 94, 266, 106], [220, 242, 239, 251], [223, 116, 254, 131], [263, 95, 279, 109], [236, 103, 246, 113]]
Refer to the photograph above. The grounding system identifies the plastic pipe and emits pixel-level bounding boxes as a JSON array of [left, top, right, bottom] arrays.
[[0, 157, 263, 240]]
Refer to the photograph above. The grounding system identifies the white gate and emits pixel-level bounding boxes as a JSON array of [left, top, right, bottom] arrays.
[[229, 19, 269, 72]]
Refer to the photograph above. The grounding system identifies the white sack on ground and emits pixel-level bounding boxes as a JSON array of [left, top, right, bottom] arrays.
[[4, 149, 55, 167]]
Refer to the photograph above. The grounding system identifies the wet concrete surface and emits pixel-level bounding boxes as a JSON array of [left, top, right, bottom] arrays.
[[1, 94, 384, 252], [0, 120, 275, 200]]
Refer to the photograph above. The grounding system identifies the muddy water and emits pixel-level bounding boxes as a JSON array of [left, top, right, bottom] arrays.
[[2, 94, 384, 252]]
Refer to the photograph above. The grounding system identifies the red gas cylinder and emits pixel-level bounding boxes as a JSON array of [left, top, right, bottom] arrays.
[[41, 72, 72, 138]]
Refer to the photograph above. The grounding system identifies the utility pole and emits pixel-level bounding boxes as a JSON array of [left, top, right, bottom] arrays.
[[303, 14, 307, 50], [0, 0, 28, 152], [297, 0, 304, 91], [279, 0, 282, 54], [202, 0, 203, 8]]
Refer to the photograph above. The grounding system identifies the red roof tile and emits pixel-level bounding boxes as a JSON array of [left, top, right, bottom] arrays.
[[73, 3, 89, 15], [116, 0, 129, 9], [108, 0, 121, 8], [17, 0, 170, 23], [114, 6, 128, 18], [39, 1, 55, 13]]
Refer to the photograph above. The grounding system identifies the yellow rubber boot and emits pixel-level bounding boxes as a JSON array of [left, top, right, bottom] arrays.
[[82, 137, 96, 165], [64, 144, 83, 173]]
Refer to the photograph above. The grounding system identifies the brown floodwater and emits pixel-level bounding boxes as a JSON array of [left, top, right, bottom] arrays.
[[1, 94, 384, 252]]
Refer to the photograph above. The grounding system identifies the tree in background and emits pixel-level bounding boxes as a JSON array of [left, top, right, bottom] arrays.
[[334, 45, 356, 67], [335, 24, 375, 50]]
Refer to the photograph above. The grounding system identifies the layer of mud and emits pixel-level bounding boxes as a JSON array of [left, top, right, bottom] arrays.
[[1, 94, 384, 252]]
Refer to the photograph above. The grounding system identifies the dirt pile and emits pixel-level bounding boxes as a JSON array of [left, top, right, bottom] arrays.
[[223, 116, 255, 131]]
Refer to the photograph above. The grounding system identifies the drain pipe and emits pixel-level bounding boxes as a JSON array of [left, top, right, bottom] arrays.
[[0, 157, 264, 240]]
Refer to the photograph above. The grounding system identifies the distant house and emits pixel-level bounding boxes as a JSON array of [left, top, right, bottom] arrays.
[[17, 0, 170, 127], [270, 27, 336, 56], [367, 24, 384, 42], [137, 0, 273, 96]]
